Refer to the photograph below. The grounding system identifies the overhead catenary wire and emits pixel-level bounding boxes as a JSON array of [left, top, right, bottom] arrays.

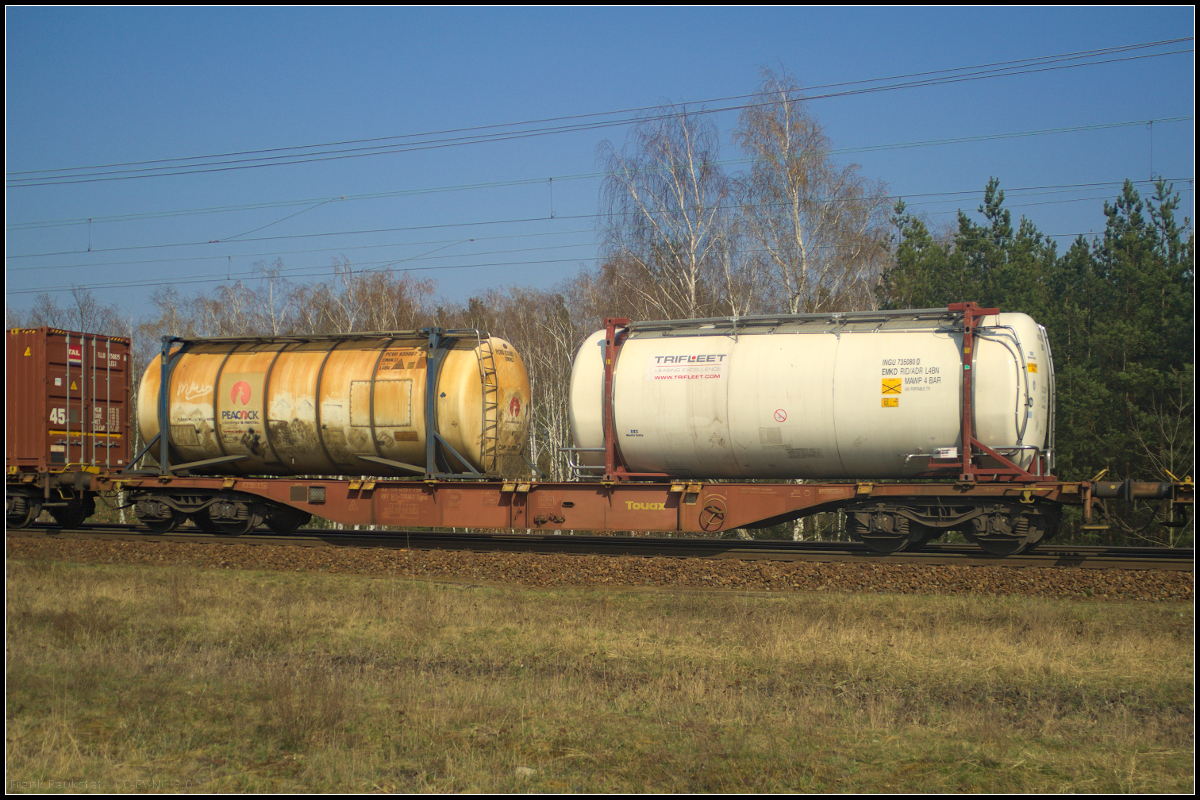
[[6, 113, 1192, 252], [7, 177, 1192, 277], [6, 228, 1122, 297], [11, 182, 1184, 297], [6, 227, 602, 272], [7, 116, 1193, 233], [5, 177, 1192, 296], [9, 36, 1190, 179], [5, 38, 1192, 188]]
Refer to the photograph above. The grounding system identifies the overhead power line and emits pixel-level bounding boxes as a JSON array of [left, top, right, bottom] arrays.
[[13, 37, 1187, 177], [6, 176, 1191, 268], [9, 115, 1193, 232], [6, 37, 1191, 188], [5, 228, 597, 273], [8, 178, 1191, 297], [6, 229, 1117, 298], [7, 177, 1191, 274], [7, 115, 1192, 250]]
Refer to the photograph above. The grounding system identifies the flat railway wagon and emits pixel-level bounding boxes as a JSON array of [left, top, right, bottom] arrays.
[[6, 307, 1192, 556]]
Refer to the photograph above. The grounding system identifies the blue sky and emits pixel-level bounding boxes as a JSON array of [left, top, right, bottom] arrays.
[[5, 7, 1194, 320]]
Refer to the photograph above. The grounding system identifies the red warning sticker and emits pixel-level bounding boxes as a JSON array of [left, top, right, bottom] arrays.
[[774, 409, 787, 422]]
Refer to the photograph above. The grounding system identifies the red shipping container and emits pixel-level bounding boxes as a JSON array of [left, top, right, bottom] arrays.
[[6, 327, 132, 473]]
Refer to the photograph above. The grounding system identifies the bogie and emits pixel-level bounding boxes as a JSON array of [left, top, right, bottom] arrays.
[[963, 503, 1061, 556], [130, 490, 309, 535], [844, 499, 1061, 555], [6, 490, 43, 529]]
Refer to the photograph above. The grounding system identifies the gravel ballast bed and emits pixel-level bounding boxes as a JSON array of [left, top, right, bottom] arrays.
[[5, 536, 1193, 602]]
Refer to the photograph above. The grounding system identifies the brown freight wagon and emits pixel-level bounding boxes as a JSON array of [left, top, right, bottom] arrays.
[[6, 327, 132, 527]]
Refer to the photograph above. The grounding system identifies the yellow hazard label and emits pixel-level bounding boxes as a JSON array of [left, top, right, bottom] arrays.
[[1027, 362, 1038, 373], [23, 346, 31, 356], [882, 398, 899, 408], [70, 381, 78, 390], [881, 378, 902, 394]]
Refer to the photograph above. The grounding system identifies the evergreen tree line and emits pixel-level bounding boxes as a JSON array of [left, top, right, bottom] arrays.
[[881, 177, 1194, 545]]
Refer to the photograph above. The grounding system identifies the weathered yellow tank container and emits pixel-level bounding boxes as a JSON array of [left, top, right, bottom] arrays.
[[137, 331, 531, 476]]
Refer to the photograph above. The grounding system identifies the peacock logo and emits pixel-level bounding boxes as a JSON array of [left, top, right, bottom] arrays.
[[230, 381, 252, 405]]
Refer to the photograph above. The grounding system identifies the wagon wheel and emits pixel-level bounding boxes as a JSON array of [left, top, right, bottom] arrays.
[[859, 532, 910, 554], [265, 506, 312, 535], [1016, 507, 1060, 554], [214, 505, 266, 536], [6, 498, 41, 529], [968, 512, 1032, 557], [190, 508, 222, 533], [142, 509, 184, 534], [974, 535, 1028, 557], [905, 522, 940, 552], [851, 512, 911, 554], [50, 500, 89, 529]]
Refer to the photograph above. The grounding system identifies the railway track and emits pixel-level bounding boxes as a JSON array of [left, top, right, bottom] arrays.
[[8, 523, 1193, 572]]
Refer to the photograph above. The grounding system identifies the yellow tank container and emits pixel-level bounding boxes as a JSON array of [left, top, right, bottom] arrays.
[[137, 332, 531, 476]]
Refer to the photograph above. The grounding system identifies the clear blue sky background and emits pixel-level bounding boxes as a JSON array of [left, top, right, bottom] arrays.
[[5, 7, 1194, 321]]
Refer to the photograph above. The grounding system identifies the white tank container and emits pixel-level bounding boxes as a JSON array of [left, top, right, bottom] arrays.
[[569, 310, 1053, 479]]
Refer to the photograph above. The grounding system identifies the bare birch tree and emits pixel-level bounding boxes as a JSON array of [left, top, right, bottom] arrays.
[[734, 69, 890, 313], [599, 105, 733, 320], [194, 282, 261, 336], [511, 291, 579, 480], [438, 286, 583, 480], [319, 258, 366, 333], [13, 288, 125, 334], [256, 258, 294, 335]]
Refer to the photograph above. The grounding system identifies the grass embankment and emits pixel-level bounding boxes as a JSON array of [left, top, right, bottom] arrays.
[[6, 559, 1194, 793]]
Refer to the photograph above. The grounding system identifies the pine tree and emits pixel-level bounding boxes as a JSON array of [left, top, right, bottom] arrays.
[[877, 178, 1194, 545]]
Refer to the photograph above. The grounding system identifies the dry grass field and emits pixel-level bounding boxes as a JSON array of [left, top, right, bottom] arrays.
[[5, 558, 1194, 793]]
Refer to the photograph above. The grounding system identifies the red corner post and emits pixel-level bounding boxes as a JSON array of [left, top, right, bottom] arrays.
[[603, 318, 630, 480], [946, 302, 1053, 482], [948, 302, 998, 482]]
